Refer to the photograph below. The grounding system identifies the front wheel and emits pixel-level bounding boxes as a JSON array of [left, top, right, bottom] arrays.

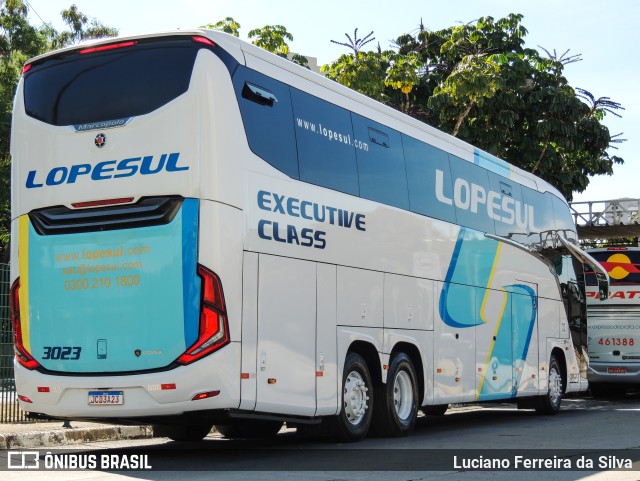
[[372, 352, 418, 437], [330, 352, 373, 442], [536, 354, 564, 415]]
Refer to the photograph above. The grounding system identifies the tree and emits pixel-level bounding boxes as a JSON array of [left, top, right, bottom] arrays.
[[323, 14, 624, 200], [330, 29, 375, 61], [201, 16, 241, 37], [0, 1, 117, 260], [247, 24, 308, 68]]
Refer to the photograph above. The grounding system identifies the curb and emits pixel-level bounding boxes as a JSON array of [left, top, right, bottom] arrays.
[[0, 425, 154, 450]]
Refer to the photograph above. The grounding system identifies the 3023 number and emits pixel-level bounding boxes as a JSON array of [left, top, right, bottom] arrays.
[[43, 346, 81, 360]]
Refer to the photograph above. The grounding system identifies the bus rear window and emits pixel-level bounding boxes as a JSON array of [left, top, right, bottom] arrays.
[[23, 41, 200, 126]]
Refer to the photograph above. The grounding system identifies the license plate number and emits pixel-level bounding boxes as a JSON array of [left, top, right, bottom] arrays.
[[607, 367, 627, 374], [88, 391, 123, 405]]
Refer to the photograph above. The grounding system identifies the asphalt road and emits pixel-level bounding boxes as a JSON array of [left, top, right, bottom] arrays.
[[3, 393, 640, 481]]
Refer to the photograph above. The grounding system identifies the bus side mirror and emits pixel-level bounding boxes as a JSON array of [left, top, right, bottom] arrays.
[[597, 273, 609, 301]]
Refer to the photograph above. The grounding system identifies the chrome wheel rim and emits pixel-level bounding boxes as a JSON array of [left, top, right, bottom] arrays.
[[344, 371, 369, 425], [549, 365, 562, 407], [393, 369, 413, 420]]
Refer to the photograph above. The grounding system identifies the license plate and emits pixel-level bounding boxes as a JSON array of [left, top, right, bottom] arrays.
[[88, 390, 123, 405], [607, 367, 627, 374]]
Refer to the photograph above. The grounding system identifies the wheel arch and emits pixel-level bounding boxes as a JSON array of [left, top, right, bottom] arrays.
[[348, 340, 382, 386]]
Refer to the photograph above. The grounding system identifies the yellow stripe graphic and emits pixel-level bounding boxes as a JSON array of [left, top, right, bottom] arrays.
[[477, 242, 507, 400], [18, 216, 31, 351]]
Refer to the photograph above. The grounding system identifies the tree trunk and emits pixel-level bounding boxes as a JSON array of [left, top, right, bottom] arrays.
[[452, 100, 474, 137]]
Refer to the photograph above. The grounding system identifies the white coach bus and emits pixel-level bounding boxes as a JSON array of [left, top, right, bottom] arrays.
[[585, 247, 640, 396], [10, 30, 608, 441]]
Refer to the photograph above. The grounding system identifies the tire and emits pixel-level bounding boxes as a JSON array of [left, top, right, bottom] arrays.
[[422, 404, 448, 416], [536, 354, 564, 415], [372, 352, 419, 437], [330, 352, 373, 442], [156, 423, 213, 442], [215, 420, 283, 439]]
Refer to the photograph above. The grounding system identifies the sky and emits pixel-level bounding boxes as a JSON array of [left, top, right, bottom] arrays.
[[24, 0, 639, 204]]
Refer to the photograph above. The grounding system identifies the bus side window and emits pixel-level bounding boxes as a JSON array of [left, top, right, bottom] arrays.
[[403, 134, 457, 224], [290, 88, 359, 196], [233, 67, 299, 179], [448, 155, 496, 235], [351, 113, 409, 210]]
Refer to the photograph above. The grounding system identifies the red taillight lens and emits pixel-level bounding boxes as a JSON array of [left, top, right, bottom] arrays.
[[192, 36, 215, 47], [72, 197, 134, 208], [78, 40, 137, 55], [176, 266, 230, 365], [10, 279, 41, 370], [22, 63, 32, 74]]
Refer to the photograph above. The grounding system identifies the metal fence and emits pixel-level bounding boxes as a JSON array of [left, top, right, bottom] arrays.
[[0, 262, 40, 423]]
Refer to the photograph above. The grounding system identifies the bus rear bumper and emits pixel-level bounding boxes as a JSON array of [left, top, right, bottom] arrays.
[[588, 361, 640, 384], [13, 342, 241, 421]]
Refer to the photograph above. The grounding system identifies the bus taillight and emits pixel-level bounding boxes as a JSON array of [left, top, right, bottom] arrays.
[[10, 279, 41, 370], [78, 41, 137, 55], [176, 265, 230, 365]]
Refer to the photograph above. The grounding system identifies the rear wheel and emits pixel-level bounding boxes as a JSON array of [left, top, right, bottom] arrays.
[[536, 354, 563, 415], [372, 352, 418, 437], [215, 420, 283, 439], [330, 352, 373, 442]]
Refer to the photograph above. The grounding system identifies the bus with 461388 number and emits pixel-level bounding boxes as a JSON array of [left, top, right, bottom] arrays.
[[10, 30, 608, 441]]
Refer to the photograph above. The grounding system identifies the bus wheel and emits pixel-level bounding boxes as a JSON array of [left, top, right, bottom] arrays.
[[157, 423, 213, 442], [373, 352, 418, 437], [215, 420, 283, 439], [536, 354, 563, 415], [331, 352, 373, 442], [422, 404, 448, 416]]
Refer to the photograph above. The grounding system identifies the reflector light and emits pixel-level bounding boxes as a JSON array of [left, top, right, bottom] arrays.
[[18, 395, 32, 403], [161, 383, 176, 390], [72, 197, 134, 208], [607, 247, 628, 251], [191, 390, 220, 401], [192, 36, 215, 46], [37, 387, 50, 393], [10, 279, 41, 370], [22, 64, 32, 74], [176, 265, 230, 365], [79, 41, 137, 54]]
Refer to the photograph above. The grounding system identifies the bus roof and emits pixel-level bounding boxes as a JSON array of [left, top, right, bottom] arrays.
[[24, 28, 566, 204]]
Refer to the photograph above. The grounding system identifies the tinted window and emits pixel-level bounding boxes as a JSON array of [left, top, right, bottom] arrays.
[[291, 89, 358, 195], [551, 194, 577, 240], [24, 41, 200, 126], [448, 155, 496, 234], [486, 172, 528, 241], [352, 114, 408, 209], [233, 67, 299, 178], [403, 135, 457, 223], [521, 188, 556, 245]]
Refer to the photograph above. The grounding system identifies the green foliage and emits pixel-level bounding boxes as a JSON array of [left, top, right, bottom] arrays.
[[201, 16, 241, 37], [244, 23, 308, 67], [248, 24, 293, 57], [324, 14, 624, 201]]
